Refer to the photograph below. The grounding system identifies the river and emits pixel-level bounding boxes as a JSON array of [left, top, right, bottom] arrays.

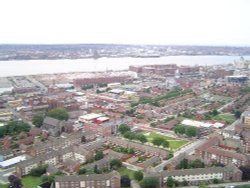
[[0, 56, 249, 77]]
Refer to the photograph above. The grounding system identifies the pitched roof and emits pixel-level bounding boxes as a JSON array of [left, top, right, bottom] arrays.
[[43, 117, 61, 126], [55, 171, 120, 182], [206, 147, 247, 161]]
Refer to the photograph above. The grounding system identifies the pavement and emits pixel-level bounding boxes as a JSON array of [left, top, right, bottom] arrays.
[[0, 167, 15, 184]]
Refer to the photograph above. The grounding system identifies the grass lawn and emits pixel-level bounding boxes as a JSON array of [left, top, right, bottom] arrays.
[[22, 176, 42, 188], [0, 184, 9, 188], [144, 132, 189, 150], [118, 167, 136, 179], [212, 113, 236, 124]]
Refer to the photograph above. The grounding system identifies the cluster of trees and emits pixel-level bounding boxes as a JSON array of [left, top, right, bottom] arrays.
[[234, 110, 242, 119], [0, 121, 30, 138], [29, 165, 48, 176], [94, 151, 104, 161], [118, 124, 148, 144], [47, 107, 69, 121], [32, 113, 44, 127], [134, 171, 144, 181], [121, 172, 159, 188], [177, 159, 205, 169], [174, 125, 197, 137], [204, 109, 219, 120], [152, 137, 169, 148], [110, 159, 122, 170], [32, 107, 69, 127]]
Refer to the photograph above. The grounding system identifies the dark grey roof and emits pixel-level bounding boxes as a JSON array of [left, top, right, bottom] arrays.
[[160, 165, 241, 177], [43, 117, 61, 126], [55, 171, 120, 182]]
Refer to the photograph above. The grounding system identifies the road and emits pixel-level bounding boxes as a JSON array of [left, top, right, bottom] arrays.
[[0, 167, 15, 184], [154, 138, 206, 172]]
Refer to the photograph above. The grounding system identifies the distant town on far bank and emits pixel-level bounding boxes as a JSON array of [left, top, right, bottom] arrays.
[[1, 44, 250, 61]]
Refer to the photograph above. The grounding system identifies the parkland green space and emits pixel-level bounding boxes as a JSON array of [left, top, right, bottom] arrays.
[[144, 132, 189, 150]]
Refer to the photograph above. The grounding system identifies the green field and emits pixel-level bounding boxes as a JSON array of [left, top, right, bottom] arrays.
[[212, 113, 236, 124], [0, 184, 9, 188], [144, 132, 189, 150], [118, 167, 136, 179], [22, 176, 42, 188]]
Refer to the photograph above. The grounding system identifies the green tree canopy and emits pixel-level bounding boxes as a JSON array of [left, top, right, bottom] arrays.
[[110, 159, 122, 170], [136, 134, 148, 143], [166, 176, 175, 187], [174, 125, 186, 134], [185, 126, 197, 137], [118, 124, 131, 135], [94, 151, 104, 161], [152, 137, 165, 146], [124, 131, 136, 140], [140, 177, 160, 188], [29, 165, 47, 177], [134, 171, 144, 181], [162, 140, 169, 148], [78, 168, 87, 175], [32, 113, 44, 127], [47, 108, 69, 121], [0, 121, 30, 138], [234, 110, 241, 119]]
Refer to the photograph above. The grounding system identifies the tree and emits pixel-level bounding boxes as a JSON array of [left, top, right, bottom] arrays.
[[212, 178, 219, 184], [118, 124, 130, 135], [134, 171, 143, 181], [41, 175, 54, 183], [94, 151, 104, 161], [121, 175, 131, 187], [140, 177, 160, 188], [234, 110, 241, 119], [94, 164, 100, 174], [81, 135, 86, 143], [190, 159, 205, 168], [212, 109, 219, 116], [185, 126, 197, 137], [152, 137, 164, 146], [47, 108, 69, 121], [78, 168, 87, 175], [110, 159, 122, 170], [166, 176, 175, 187], [0, 121, 31, 138], [179, 159, 189, 169], [29, 165, 47, 176], [124, 131, 135, 140], [174, 125, 186, 134], [32, 114, 44, 128], [8, 175, 22, 188], [136, 134, 148, 143], [162, 140, 169, 148]]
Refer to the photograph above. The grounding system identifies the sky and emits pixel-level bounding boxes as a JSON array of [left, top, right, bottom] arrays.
[[0, 0, 249, 46]]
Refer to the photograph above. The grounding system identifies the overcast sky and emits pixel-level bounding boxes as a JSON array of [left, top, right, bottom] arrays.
[[0, 0, 249, 46]]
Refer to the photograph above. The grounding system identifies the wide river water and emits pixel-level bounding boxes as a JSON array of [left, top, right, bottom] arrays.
[[0, 56, 249, 77]]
